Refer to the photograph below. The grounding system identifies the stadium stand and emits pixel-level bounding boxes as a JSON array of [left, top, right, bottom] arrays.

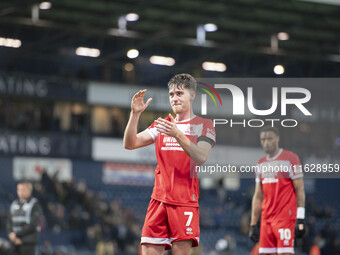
[[1, 160, 340, 254], [1, 1, 340, 254]]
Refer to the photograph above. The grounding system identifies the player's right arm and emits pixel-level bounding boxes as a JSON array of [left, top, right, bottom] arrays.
[[250, 181, 263, 225], [123, 89, 154, 150]]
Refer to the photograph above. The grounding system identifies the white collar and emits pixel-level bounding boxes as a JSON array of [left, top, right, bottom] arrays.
[[175, 115, 196, 123], [266, 148, 283, 161]]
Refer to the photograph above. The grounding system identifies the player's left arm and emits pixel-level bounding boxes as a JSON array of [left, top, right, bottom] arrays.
[[155, 114, 213, 165], [177, 136, 212, 166], [292, 177, 306, 237], [292, 177, 305, 208]]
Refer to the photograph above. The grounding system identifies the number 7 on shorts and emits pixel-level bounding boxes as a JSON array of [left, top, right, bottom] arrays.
[[184, 211, 193, 226]]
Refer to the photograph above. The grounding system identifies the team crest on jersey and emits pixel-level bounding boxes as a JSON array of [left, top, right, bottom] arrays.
[[178, 124, 203, 136]]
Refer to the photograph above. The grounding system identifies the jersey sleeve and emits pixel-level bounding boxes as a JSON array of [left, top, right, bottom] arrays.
[[255, 163, 262, 182], [289, 152, 303, 179], [197, 119, 216, 147], [145, 121, 159, 141]]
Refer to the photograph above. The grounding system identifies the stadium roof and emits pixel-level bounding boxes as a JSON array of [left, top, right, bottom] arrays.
[[1, 0, 340, 82]]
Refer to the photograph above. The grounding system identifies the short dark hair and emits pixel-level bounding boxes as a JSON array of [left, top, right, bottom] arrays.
[[168, 73, 197, 91], [260, 126, 280, 136]]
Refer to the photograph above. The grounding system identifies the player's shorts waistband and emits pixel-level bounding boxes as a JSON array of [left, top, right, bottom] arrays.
[[259, 247, 294, 254]]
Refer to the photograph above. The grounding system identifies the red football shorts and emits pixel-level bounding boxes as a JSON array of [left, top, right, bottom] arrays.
[[259, 219, 296, 254], [141, 199, 200, 250]]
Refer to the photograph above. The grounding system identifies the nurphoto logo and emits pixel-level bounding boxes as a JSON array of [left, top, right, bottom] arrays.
[[198, 80, 312, 128]]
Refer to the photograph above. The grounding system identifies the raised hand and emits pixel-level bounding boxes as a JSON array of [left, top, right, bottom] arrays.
[[131, 89, 152, 114], [155, 114, 179, 138]]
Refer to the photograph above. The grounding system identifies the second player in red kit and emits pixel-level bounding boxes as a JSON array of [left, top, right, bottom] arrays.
[[250, 126, 305, 255]]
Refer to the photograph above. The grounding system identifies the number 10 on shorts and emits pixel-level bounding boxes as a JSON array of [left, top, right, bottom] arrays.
[[184, 212, 193, 226], [278, 228, 291, 240]]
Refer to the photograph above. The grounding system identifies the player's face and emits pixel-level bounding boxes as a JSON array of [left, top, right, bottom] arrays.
[[260, 131, 279, 155], [17, 184, 32, 201], [169, 85, 195, 114]]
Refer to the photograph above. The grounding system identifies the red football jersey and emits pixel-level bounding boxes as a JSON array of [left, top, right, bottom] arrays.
[[256, 149, 303, 221], [146, 115, 216, 207]]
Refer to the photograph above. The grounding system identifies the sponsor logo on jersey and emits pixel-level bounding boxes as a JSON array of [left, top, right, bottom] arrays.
[[161, 136, 182, 151], [262, 178, 278, 184], [186, 227, 193, 235]]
